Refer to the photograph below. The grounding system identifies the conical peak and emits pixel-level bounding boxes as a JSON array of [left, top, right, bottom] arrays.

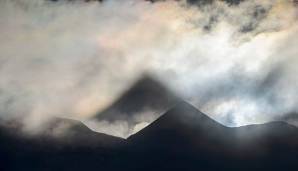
[[121, 75, 174, 98], [130, 75, 164, 88], [94, 74, 180, 122], [127, 101, 227, 141], [161, 101, 209, 121], [137, 101, 214, 131], [105, 74, 178, 108], [169, 101, 200, 113]]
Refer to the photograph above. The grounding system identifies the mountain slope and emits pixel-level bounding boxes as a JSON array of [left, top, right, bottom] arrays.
[[94, 76, 180, 124], [0, 117, 124, 171], [128, 101, 232, 150], [117, 102, 298, 171]]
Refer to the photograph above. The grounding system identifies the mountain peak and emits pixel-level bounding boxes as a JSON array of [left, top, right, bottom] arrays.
[[149, 101, 222, 128], [128, 101, 227, 141], [162, 101, 203, 118], [129, 75, 166, 90], [94, 75, 180, 122]]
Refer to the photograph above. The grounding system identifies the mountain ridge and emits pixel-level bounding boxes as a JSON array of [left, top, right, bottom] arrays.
[[1, 102, 298, 170]]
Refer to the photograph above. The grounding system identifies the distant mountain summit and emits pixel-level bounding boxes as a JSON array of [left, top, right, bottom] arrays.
[[128, 101, 230, 147], [43, 117, 124, 147], [94, 76, 180, 124], [119, 102, 298, 170], [126, 102, 237, 164]]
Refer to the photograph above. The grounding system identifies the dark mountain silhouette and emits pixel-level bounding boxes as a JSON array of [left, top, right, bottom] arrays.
[[1, 103, 298, 170], [114, 102, 298, 171], [42, 117, 125, 147], [0, 117, 124, 171], [275, 112, 298, 126], [128, 101, 233, 151], [94, 76, 180, 124]]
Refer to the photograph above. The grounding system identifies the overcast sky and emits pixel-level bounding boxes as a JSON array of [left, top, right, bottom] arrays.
[[0, 0, 297, 137]]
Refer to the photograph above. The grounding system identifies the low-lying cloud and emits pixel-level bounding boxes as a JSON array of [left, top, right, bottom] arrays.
[[0, 0, 297, 137]]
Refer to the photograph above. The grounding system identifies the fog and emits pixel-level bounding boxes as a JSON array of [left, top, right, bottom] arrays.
[[0, 0, 297, 137]]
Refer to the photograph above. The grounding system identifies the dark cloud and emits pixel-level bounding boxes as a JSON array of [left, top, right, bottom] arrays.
[[240, 5, 269, 33], [187, 0, 245, 6]]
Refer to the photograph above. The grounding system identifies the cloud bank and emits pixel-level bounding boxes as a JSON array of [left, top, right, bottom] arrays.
[[0, 0, 297, 137]]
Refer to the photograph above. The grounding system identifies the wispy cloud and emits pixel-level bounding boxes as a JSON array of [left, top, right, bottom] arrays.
[[0, 0, 297, 137]]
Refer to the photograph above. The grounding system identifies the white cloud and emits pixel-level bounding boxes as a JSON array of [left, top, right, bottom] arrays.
[[0, 0, 297, 137]]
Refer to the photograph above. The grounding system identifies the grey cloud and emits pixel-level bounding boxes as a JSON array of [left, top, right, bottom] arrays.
[[0, 0, 297, 137]]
